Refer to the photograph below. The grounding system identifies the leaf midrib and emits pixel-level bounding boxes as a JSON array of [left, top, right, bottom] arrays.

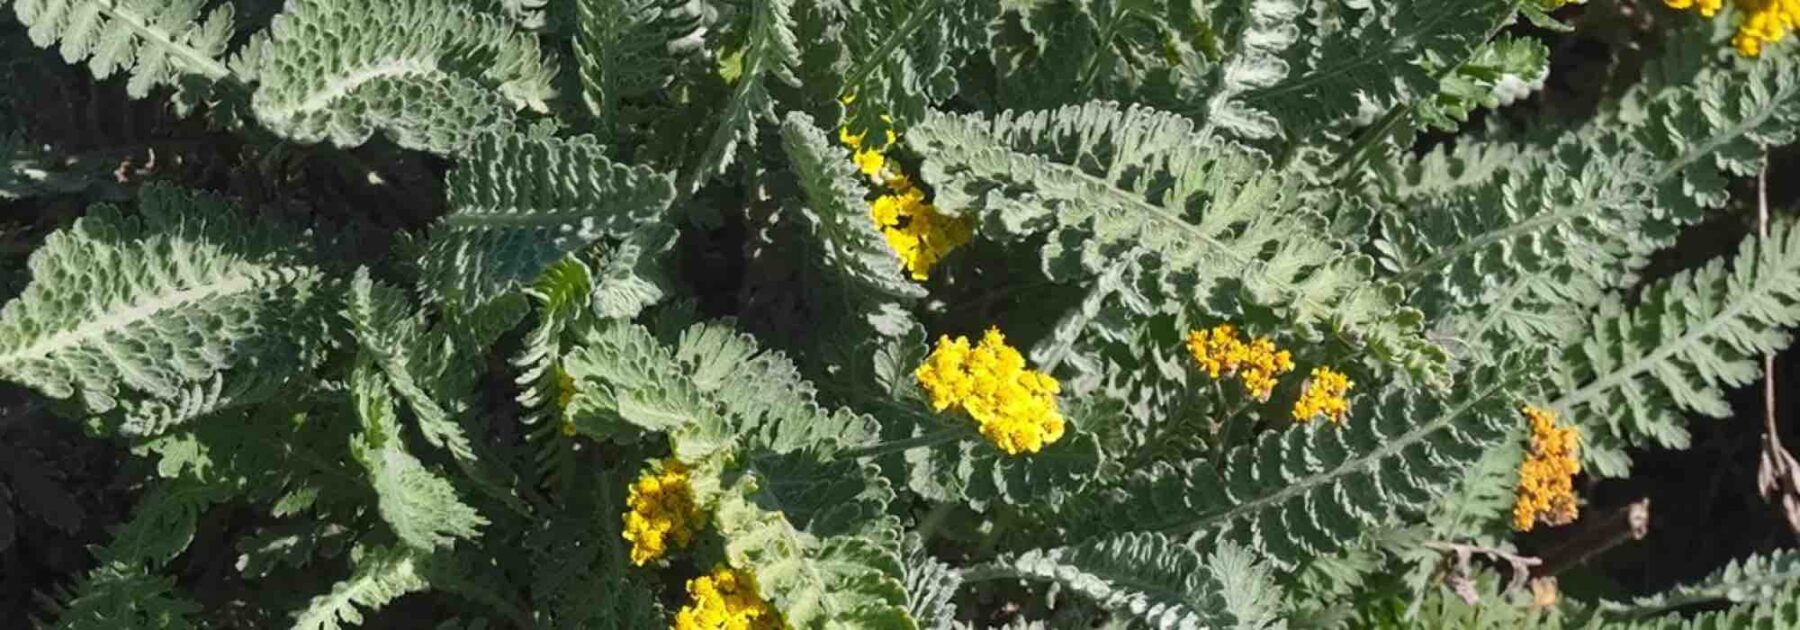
[[1550, 249, 1800, 412], [1167, 375, 1509, 535], [0, 266, 288, 366], [1396, 71, 1800, 284]]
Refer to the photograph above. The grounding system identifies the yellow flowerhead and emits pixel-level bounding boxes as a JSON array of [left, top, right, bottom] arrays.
[[622, 460, 702, 565], [866, 183, 970, 281], [1664, 0, 1723, 17], [1291, 367, 1353, 425], [1732, 0, 1800, 57], [840, 119, 970, 281], [915, 328, 1066, 455], [1663, 0, 1799, 56], [1512, 405, 1581, 532], [672, 566, 782, 630], [1184, 325, 1294, 401]]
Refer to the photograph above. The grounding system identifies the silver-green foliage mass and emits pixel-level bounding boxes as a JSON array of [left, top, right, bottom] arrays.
[[9, 2, 1800, 629]]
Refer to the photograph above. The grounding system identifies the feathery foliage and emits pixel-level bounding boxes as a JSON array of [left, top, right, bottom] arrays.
[[910, 100, 1445, 384], [420, 131, 676, 313], [0, 185, 324, 434], [1547, 221, 1800, 474], [7, 0, 235, 106], [252, 0, 558, 154], [9, 1, 1800, 627], [970, 532, 1283, 629]]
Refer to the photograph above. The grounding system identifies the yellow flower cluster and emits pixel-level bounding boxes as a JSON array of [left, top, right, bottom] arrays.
[[914, 328, 1066, 455], [1666, 0, 1723, 15], [622, 461, 702, 566], [1512, 406, 1581, 532], [1665, 0, 1797, 56], [839, 120, 970, 281], [672, 566, 782, 630], [838, 124, 897, 181], [1291, 367, 1353, 425], [1183, 324, 1295, 401]]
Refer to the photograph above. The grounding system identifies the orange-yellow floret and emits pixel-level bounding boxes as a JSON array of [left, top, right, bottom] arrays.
[[1666, 0, 1725, 16], [1512, 406, 1581, 532], [1664, 0, 1797, 56], [672, 566, 782, 630], [1291, 367, 1353, 425], [622, 461, 702, 565], [838, 119, 970, 280], [1183, 325, 1295, 401], [1733, 0, 1800, 56], [868, 185, 971, 281], [915, 328, 1066, 455]]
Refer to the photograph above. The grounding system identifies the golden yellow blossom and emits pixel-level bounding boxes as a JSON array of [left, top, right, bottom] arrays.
[[1666, 0, 1724, 16], [869, 186, 971, 281], [915, 328, 1066, 455], [1665, 0, 1796, 56], [622, 461, 702, 565], [1291, 367, 1353, 425], [1512, 406, 1581, 532], [1734, 0, 1800, 56], [673, 566, 782, 630], [1183, 325, 1294, 401], [838, 117, 901, 182], [838, 118, 971, 280]]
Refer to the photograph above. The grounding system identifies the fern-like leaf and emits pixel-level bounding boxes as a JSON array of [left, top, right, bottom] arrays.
[[1058, 361, 1521, 570], [1605, 582, 1800, 629], [291, 545, 431, 630], [713, 451, 912, 629], [909, 101, 1444, 383], [563, 320, 881, 459], [679, 0, 797, 193], [343, 271, 479, 461], [252, 0, 559, 154], [9, 0, 235, 103], [793, 0, 990, 137], [1193, 0, 1302, 140], [1382, 45, 1800, 358], [0, 185, 324, 434], [778, 111, 925, 301], [1603, 550, 1800, 620], [49, 563, 202, 630], [900, 536, 959, 629], [969, 532, 1282, 629], [572, 0, 706, 137], [48, 479, 222, 629], [349, 361, 486, 552], [420, 131, 675, 313], [1245, 0, 1514, 137], [1548, 222, 1800, 475]]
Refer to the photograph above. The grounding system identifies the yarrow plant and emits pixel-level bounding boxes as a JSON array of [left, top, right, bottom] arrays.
[[7, 0, 1800, 627]]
